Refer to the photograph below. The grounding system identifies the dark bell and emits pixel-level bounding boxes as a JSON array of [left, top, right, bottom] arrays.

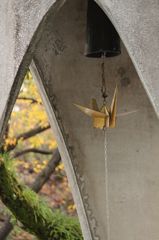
[[85, 0, 121, 58]]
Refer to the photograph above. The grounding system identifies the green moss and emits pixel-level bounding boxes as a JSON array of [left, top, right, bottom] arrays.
[[0, 154, 83, 239]]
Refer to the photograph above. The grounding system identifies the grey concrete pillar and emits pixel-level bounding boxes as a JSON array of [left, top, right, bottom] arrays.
[[0, 0, 66, 142]]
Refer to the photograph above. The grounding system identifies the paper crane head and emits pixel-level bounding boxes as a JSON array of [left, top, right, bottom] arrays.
[[74, 87, 118, 129]]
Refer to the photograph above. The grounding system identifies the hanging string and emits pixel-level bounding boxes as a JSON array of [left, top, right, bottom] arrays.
[[101, 54, 108, 102], [101, 53, 110, 239], [104, 128, 110, 240]]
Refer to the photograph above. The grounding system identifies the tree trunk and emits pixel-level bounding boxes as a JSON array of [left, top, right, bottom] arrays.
[[0, 216, 12, 240]]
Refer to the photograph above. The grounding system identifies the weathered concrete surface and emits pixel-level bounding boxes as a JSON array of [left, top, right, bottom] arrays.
[[1, 0, 159, 239], [1, 0, 159, 143], [30, 0, 159, 239], [0, 0, 66, 142], [96, 0, 159, 117]]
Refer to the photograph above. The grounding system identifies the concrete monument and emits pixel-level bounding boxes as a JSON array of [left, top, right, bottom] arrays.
[[0, 0, 159, 239]]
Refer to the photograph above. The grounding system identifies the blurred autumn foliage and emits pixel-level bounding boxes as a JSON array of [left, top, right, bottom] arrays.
[[0, 71, 77, 239]]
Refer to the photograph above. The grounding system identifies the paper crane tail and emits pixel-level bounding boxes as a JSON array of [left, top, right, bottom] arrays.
[[109, 87, 118, 128], [116, 110, 139, 117]]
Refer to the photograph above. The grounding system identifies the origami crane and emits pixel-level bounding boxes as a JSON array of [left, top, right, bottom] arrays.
[[74, 87, 138, 129]]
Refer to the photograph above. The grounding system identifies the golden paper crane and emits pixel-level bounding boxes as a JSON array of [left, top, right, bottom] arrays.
[[74, 86, 138, 129]]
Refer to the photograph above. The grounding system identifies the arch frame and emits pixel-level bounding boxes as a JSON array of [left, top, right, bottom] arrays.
[[0, 0, 66, 143], [30, 59, 93, 240], [95, 0, 159, 118]]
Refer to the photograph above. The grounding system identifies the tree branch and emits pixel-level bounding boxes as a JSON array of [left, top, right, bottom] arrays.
[[0, 153, 82, 239], [30, 149, 61, 192], [0, 216, 12, 239], [14, 148, 53, 158], [0, 149, 61, 240], [0, 158, 53, 239], [17, 124, 51, 142], [0, 218, 5, 222], [17, 97, 42, 105], [5, 123, 51, 152], [3, 124, 10, 140]]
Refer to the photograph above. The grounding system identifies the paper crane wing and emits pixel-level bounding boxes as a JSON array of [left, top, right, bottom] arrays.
[[116, 110, 139, 117], [109, 86, 118, 128], [89, 99, 99, 111], [74, 104, 107, 118]]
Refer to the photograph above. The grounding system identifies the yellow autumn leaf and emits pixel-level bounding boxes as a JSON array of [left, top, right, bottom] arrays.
[[67, 205, 72, 210], [13, 138, 16, 145], [11, 112, 16, 117], [44, 122, 50, 128], [4, 145, 7, 151], [43, 160, 47, 165], [72, 204, 76, 210], [13, 161, 22, 166], [28, 72, 32, 79], [37, 164, 41, 169], [33, 168, 41, 173], [49, 140, 57, 149], [37, 100, 41, 105], [5, 139, 10, 145], [23, 163, 30, 169], [55, 167, 59, 171], [58, 163, 64, 170]]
